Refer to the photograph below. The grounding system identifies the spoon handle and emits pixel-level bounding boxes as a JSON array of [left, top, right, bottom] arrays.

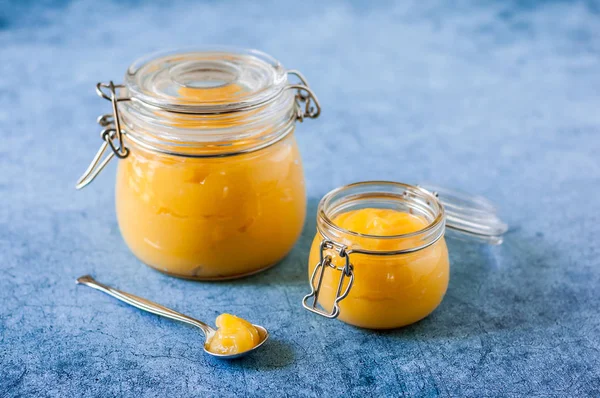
[[76, 275, 214, 336]]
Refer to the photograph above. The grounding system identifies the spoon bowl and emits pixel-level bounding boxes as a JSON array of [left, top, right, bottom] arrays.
[[203, 324, 269, 359], [76, 275, 269, 359]]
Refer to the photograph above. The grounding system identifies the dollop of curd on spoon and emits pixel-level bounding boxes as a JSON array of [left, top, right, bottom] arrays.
[[206, 313, 261, 355]]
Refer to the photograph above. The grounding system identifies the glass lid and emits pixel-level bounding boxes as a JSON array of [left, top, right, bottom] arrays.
[[419, 183, 508, 245], [124, 47, 289, 114]]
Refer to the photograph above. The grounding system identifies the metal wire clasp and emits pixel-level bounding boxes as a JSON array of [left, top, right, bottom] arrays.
[[302, 240, 354, 319], [76, 82, 131, 189], [287, 70, 321, 122]]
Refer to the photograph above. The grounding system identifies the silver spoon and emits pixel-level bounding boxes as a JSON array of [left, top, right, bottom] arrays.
[[76, 275, 269, 359]]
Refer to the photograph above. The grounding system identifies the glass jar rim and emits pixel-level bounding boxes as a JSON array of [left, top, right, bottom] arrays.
[[119, 90, 296, 157], [317, 181, 446, 254]]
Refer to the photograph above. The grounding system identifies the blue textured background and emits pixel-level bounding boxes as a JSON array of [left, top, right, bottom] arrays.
[[1, 0, 600, 396]]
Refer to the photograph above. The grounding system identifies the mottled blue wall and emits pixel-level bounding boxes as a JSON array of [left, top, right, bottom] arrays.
[[1, 1, 599, 396]]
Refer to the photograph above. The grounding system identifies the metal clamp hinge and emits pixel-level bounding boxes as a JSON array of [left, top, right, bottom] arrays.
[[302, 240, 354, 319], [287, 70, 321, 122], [76, 82, 131, 190]]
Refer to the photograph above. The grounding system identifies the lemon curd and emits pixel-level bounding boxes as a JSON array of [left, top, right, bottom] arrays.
[[116, 131, 305, 279], [308, 207, 449, 329], [206, 314, 261, 355]]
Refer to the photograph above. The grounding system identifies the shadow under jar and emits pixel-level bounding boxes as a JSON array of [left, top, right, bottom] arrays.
[[77, 47, 321, 280], [302, 182, 507, 329]]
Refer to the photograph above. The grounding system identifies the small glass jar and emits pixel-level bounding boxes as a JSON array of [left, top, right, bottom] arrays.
[[302, 181, 507, 329], [77, 48, 321, 280]]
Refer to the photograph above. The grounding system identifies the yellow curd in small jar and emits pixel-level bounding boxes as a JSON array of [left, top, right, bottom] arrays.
[[307, 183, 450, 329]]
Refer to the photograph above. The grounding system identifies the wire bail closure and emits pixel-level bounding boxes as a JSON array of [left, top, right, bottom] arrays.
[[76, 69, 321, 190], [76, 82, 131, 190], [302, 240, 354, 319], [287, 70, 321, 122], [96, 82, 130, 158]]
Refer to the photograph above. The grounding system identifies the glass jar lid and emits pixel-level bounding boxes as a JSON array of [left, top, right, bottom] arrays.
[[124, 47, 289, 114], [418, 183, 508, 245]]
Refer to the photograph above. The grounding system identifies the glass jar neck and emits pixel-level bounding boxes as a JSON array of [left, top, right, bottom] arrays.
[[316, 181, 446, 254], [119, 89, 297, 157]]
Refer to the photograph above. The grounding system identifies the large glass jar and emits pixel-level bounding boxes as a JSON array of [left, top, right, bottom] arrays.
[[77, 48, 321, 280], [302, 182, 507, 329]]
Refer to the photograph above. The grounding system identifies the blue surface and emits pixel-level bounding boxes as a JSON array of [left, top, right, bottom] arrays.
[[1, 0, 600, 396]]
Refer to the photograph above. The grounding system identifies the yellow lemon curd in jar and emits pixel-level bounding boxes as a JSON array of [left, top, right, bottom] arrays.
[[206, 313, 261, 355], [308, 208, 449, 329], [116, 85, 305, 279]]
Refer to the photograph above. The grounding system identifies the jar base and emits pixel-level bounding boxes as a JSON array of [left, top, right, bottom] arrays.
[[337, 309, 439, 330], [143, 261, 280, 281]]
